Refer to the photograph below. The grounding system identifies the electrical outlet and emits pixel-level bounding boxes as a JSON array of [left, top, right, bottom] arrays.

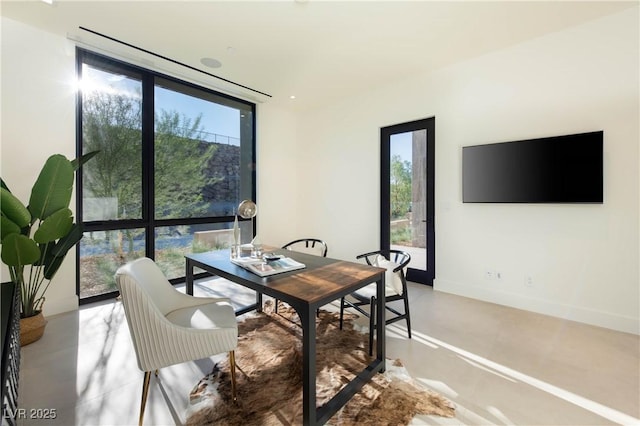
[[524, 275, 534, 287], [485, 270, 494, 280]]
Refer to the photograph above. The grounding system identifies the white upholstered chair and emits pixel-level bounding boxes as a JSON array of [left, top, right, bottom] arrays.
[[115, 257, 238, 426]]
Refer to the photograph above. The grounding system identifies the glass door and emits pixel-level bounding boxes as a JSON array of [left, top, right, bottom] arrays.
[[381, 118, 435, 285]]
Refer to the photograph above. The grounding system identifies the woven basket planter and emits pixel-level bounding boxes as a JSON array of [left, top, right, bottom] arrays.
[[20, 311, 47, 346]]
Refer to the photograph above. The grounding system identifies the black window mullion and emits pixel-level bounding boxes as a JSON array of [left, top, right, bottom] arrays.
[[75, 47, 85, 299], [142, 75, 155, 259]]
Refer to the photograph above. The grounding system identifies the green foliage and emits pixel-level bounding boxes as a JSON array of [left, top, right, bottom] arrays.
[[191, 239, 214, 254], [33, 208, 73, 243], [81, 92, 220, 223], [154, 110, 219, 219], [1, 152, 98, 317], [95, 255, 119, 285], [82, 90, 143, 220], [391, 225, 412, 245], [1, 234, 40, 267], [0, 215, 22, 240], [390, 154, 412, 219], [1, 187, 31, 229], [162, 246, 186, 262], [29, 155, 74, 220]]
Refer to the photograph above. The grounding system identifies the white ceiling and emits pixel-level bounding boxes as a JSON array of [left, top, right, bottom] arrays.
[[1, 0, 636, 111]]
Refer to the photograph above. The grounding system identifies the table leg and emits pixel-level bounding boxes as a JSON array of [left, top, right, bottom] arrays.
[[299, 306, 317, 425], [186, 259, 194, 296], [376, 275, 386, 371], [256, 291, 263, 313]]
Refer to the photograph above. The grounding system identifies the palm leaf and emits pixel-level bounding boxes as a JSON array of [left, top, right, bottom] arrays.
[[33, 208, 73, 244], [29, 155, 74, 221], [1, 215, 22, 241], [70, 150, 100, 171], [1, 234, 40, 267], [1, 187, 31, 228], [51, 223, 83, 258]]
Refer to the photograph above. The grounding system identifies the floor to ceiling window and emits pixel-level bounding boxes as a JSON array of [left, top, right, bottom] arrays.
[[76, 49, 255, 303]]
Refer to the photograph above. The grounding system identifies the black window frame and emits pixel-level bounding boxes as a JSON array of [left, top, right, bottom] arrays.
[[75, 48, 256, 305]]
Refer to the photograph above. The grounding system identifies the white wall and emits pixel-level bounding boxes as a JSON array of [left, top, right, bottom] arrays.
[[294, 7, 639, 334], [1, 17, 79, 316], [255, 103, 301, 247]]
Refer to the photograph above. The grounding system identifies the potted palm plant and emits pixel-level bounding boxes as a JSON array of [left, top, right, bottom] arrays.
[[1, 152, 98, 345]]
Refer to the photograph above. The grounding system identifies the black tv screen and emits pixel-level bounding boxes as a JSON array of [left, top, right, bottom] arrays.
[[463, 131, 603, 203]]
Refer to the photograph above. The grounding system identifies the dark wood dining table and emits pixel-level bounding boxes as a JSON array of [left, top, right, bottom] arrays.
[[185, 247, 386, 425]]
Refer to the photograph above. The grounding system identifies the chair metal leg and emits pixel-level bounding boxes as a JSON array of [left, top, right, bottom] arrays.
[[229, 350, 237, 402], [339, 297, 345, 330], [139, 371, 152, 426], [275, 299, 279, 313], [368, 296, 376, 356], [403, 294, 412, 339]]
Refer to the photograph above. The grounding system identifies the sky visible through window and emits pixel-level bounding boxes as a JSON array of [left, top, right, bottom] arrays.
[[155, 87, 241, 142], [391, 132, 412, 162], [81, 65, 241, 143]]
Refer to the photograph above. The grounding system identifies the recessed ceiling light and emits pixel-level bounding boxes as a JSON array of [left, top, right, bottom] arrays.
[[41, 0, 54, 4], [290, 95, 296, 100], [200, 57, 222, 69]]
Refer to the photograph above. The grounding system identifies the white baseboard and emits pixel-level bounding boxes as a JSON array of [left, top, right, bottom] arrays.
[[434, 278, 640, 335]]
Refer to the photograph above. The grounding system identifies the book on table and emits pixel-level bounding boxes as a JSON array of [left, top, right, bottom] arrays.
[[231, 256, 306, 277]]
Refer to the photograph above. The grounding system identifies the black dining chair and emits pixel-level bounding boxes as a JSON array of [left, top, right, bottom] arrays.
[[339, 249, 412, 355], [282, 238, 328, 257], [275, 238, 328, 314]]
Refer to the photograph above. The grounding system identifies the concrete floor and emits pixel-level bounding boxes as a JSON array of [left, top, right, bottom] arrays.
[[16, 278, 640, 425]]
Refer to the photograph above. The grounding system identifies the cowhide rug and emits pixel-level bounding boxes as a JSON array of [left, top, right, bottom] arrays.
[[186, 302, 455, 425]]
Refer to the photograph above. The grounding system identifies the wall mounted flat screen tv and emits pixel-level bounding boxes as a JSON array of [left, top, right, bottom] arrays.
[[463, 131, 603, 203]]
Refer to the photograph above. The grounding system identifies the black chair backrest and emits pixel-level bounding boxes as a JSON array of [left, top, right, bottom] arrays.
[[282, 238, 328, 257], [356, 249, 411, 274]]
